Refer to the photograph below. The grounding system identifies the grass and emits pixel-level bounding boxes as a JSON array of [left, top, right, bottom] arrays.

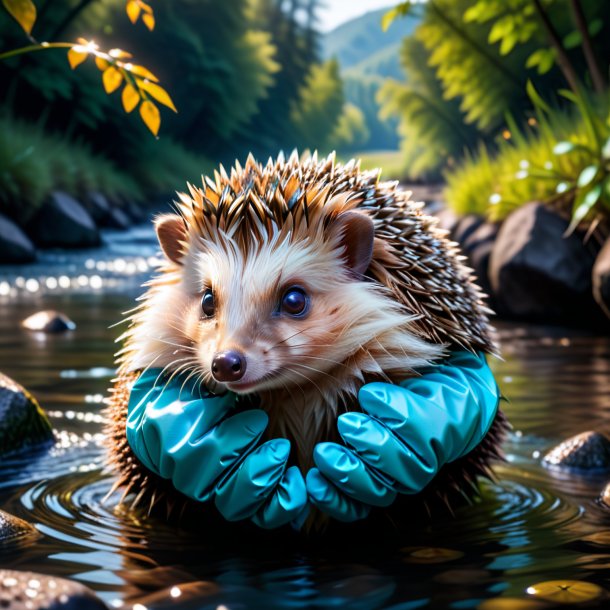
[[0, 112, 214, 227], [444, 104, 601, 223], [341, 149, 406, 180]]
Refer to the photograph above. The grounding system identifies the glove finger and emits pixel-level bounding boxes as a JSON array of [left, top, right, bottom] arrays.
[[215, 439, 290, 521], [306, 468, 370, 522], [251, 466, 308, 529], [337, 412, 436, 493], [313, 443, 396, 507], [169, 409, 268, 502], [358, 378, 479, 467]]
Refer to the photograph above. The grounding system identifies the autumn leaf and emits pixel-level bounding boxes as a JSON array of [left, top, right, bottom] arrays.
[[109, 48, 133, 59], [126, 0, 140, 23], [95, 56, 109, 71], [126, 64, 159, 82], [67, 47, 87, 69], [142, 12, 155, 30], [121, 83, 139, 113], [139, 80, 177, 112], [3, 0, 37, 34], [103, 66, 123, 93], [140, 100, 160, 135], [138, 0, 153, 13]]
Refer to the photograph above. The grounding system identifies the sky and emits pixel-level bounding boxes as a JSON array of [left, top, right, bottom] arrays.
[[318, 0, 393, 32]]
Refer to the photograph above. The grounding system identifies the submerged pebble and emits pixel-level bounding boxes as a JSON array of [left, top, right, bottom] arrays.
[[601, 482, 610, 509], [21, 310, 76, 333], [0, 509, 37, 544], [543, 431, 610, 471], [0, 570, 108, 609]]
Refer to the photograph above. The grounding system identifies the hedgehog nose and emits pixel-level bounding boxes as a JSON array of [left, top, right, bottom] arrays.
[[211, 350, 246, 382]]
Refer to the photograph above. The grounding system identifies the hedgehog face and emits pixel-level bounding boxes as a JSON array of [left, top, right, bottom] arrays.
[[138, 210, 443, 400]]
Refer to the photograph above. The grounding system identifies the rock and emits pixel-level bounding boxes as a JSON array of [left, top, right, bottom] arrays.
[[0, 373, 53, 456], [0, 214, 36, 263], [21, 311, 76, 333], [86, 192, 111, 223], [105, 207, 131, 230], [462, 222, 500, 298], [601, 482, 610, 508], [28, 192, 100, 248], [451, 214, 484, 247], [489, 202, 601, 322], [0, 570, 108, 609], [0, 509, 37, 544], [592, 238, 610, 319], [543, 431, 610, 471]]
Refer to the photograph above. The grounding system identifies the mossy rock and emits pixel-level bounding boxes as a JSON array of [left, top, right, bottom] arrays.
[[0, 373, 54, 456]]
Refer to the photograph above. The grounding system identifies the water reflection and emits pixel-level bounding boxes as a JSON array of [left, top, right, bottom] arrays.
[[0, 230, 610, 608]]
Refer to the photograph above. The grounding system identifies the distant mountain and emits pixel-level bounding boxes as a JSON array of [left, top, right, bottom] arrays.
[[322, 7, 418, 77], [322, 7, 420, 151]]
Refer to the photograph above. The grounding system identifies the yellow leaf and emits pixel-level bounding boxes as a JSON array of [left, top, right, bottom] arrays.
[[139, 80, 177, 112], [139, 100, 160, 136], [109, 48, 132, 59], [67, 47, 87, 69], [95, 56, 109, 71], [126, 0, 140, 23], [138, 0, 153, 14], [3, 0, 37, 34], [127, 64, 159, 82], [102, 66, 123, 94], [121, 83, 140, 113], [142, 12, 154, 30]]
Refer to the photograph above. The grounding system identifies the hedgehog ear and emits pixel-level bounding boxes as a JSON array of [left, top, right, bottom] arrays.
[[155, 214, 187, 265], [333, 211, 375, 277]]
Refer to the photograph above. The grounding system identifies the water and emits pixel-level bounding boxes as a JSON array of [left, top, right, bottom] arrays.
[[1, 225, 610, 609]]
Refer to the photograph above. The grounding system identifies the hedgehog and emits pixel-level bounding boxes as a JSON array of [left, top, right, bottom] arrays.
[[104, 151, 507, 529]]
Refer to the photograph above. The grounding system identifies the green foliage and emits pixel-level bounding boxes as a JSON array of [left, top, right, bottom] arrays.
[[444, 95, 610, 228], [290, 59, 344, 152], [416, 0, 530, 132], [378, 36, 480, 180], [330, 103, 369, 152], [0, 114, 140, 224]]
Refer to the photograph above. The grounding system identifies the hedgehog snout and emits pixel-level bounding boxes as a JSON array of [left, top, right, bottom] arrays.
[[211, 350, 247, 382]]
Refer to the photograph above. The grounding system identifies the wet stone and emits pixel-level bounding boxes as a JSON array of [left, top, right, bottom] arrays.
[[0, 510, 37, 544], [601, 483, 610, 509], [0, 373, 54, 456], [543, 431, 610, 471], [21, 311, 76, 334], [0, 570, 108, 609]]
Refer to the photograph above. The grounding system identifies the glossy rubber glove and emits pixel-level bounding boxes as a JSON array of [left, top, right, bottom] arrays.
[[307, 350, 500, 522], [126, 368, 307, 529]]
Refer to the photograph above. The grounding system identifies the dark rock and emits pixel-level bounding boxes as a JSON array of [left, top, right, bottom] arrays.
[[0, 214, 36, 263], [0, 570, 108, 609], [28, 192, 100, 248], [105, 207, 131, 230], [489, 202, 601, 323], [0, 509, 37, 544], [0, 373, 53, 456], [543, 431, 610, 471], [86, 192, 111, 223], [451, 214, 484, 247], [462, 222, 500, 299], [592, 238, 610, 319], [21, 311, 76, 333]]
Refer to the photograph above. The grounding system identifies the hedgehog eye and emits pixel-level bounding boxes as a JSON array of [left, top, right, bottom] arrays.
[[201, 289, 215, 317], [281, 287, 309, 317]]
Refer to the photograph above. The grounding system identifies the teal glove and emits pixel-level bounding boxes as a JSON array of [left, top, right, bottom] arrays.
[[126, 368, 307, 529], [307, 351, 500, 522]]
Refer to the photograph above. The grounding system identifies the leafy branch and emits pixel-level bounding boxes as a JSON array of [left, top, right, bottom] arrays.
[[0, 0, 176, 135]]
